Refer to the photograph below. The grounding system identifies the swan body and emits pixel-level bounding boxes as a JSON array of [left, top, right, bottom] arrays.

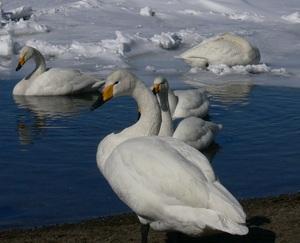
[[168, 88, 209, 119], [13, 46, 104, 96], [180, 33, 261, 68], [92, 70, 247, 241], [153, 76, 222, 150]]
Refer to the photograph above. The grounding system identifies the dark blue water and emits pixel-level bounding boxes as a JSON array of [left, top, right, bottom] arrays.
[[0, 79, 300, 229]]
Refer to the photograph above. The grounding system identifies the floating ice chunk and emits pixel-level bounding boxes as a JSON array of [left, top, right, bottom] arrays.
[[140, 6, 155, 17], [207, 63, 286, 76], [6, 6, 33, 21], [178, 9, 202, 16], [0, 34, 13, 57], [4, 19, 49, 36], [151, 32, 182, 50], [225, 12, 264, 22], [282, 12, 300, 23]]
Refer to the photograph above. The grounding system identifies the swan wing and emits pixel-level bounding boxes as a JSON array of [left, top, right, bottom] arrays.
[[26, 68, 104, 95], [173, 89, 209, 118], [101, 136, 246, 234]]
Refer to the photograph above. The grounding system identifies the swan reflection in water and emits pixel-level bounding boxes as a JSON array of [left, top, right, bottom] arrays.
[[185, 80, 254, 105], [14, 94, 96, 145]]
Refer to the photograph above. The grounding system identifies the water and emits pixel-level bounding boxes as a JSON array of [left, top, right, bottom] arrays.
[[0, 78, 300, 229]]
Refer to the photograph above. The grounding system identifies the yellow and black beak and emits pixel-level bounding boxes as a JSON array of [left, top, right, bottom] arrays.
[[90, 84, 114, 111], [151, 84, 160, 95], [16, 56, 25, 71]]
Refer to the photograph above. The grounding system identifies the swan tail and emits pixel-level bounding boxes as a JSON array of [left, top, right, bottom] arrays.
[[208, 182, 247, 224], [151, 205, 248, 236], [206, 121, 223, 134]]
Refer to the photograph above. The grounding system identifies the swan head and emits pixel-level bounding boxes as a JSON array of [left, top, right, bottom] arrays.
[[152, 76, 170, 111], [16, 46, 35, 71], [91, 69, 139, 110]]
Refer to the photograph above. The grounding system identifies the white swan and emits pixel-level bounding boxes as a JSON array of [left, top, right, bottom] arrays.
[[153, 76, 222, 150], [13, 46, 104, 96], [91, 69, 248, 242], [180, 32, 261, 68], [168, 85, 209, 119]]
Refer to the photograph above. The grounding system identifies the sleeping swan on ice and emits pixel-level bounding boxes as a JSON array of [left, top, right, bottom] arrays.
[[91, 69, 248, 243], [180, 32, 260, 68], [152, 76, 222, 150], [13, 46, 104, 96]]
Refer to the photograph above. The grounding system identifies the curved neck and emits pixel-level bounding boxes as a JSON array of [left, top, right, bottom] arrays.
[[122, 80, 162, 137], [26, 49, 46, 80], [157, 91, 174, 136], [99, 79, 162, 166]]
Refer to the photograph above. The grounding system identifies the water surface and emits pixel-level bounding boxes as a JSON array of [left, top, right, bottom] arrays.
[[0, 78, 299, 229]]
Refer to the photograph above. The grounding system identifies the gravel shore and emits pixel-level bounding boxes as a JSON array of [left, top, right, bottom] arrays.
[[1, 193, 299, 243]]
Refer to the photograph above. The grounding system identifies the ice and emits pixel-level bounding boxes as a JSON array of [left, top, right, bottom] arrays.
[[140, 6, 155, 17], [282, 12, 300, 23], [0, 34, 13, 57], [0, 0, 299, 87], [207, 64, 287, 76], [151, 32, 181, 50]]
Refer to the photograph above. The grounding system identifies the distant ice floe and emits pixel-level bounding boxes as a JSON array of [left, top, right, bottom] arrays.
[[26, 31, 135, 59], [0, 34, 13, 57], [1, 5, 33, 22], [0, 19, 49, 36], [190, 64, 287, 76], [151, 32, 182, 50], [281, 12, 300, 23], [224, 12, 264, 22], [140, 6, 155, 17], [35, 0, 102, 16], [178, 9, 203, 16]]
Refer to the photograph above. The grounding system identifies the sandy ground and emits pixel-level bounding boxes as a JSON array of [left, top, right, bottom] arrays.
[[0, 193, 299, 243]]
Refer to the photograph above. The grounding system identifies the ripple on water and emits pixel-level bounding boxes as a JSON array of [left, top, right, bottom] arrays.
[[0, 79, 300, 228]]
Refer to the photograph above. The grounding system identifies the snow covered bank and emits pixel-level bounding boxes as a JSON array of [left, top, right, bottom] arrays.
[[0, 0, 299, 87]]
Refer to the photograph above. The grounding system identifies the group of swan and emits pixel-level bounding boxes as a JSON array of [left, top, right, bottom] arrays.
[[90, 70, 248, 242], [12, 39, 251, 242]]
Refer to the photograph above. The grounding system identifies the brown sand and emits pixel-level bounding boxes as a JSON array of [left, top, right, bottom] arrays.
[[0, 193, 299, 243]]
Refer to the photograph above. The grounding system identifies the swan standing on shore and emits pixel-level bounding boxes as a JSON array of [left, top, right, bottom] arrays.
[[153, 76, 222, 150], [13, 46, 104, 96], [168, 85, 209, 119], [180, 32, 261, 68], [91, 69, 248, 243]]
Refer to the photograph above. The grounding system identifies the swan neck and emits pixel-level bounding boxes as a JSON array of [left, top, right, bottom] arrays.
[[27, 49, 46, 80], [157, 91, 174, 136]]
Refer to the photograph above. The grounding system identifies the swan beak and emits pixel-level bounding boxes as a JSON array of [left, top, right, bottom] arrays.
[[16, 57, 25, 71], [90, 84, 114, 111], [151, 84, 160, 94]]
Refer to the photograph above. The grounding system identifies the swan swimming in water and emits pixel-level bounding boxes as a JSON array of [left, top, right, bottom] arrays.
[[152, 76, 222, 150], [167, 84, 209, 119], [91, 69, 248, 242], [13, 46, 104, 96], [180, 32, 261, 68]]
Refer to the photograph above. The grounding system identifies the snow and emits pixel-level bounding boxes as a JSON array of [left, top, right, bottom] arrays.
[[282, 12, 300, 23], [0, 0, 299, 87]]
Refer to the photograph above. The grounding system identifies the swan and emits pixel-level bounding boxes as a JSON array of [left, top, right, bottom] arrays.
[[13, 46, 104, 96], [180, 32, 261, 68], [91, 69, 248, 242], [167, 84, 209, 119], [152, 76, 222, 150]]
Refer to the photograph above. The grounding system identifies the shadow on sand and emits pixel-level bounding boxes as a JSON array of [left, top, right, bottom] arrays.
[[165, 216, 275, 243]]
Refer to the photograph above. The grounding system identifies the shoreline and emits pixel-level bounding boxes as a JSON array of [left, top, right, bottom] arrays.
[[0, 193, 299, 243]]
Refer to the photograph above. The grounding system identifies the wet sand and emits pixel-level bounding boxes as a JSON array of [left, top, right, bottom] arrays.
[[0, 193, 299, 243]]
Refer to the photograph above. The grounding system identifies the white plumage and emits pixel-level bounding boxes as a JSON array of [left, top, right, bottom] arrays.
[[13, 46, 104, 96], [180, 32, 260, 68], [92, 69, 248, 242], [168, 87, 209, 119]]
